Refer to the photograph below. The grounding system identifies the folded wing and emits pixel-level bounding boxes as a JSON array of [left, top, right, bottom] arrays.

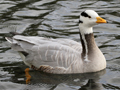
[[6, 35, 82, 72]]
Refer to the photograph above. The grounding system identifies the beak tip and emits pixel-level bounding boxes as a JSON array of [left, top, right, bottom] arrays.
[[96, 17, 107, 23]]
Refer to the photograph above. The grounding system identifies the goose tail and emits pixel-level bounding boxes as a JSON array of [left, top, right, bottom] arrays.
[[5, 32, 21, 43], [5, 37, 13, 43]]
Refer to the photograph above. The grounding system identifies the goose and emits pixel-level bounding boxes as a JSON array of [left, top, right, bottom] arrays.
[[5, 10, 107, 74]]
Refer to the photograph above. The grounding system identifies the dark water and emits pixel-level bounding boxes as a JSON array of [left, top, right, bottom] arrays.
[[0, 0, 120, 90]]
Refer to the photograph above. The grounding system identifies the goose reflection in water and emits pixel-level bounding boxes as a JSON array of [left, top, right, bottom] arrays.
[[79, 79, 103, 90], [25, 69, 106, 90]]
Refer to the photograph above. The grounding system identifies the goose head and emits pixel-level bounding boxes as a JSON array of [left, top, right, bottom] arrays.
[[79, 10, 107, 34]]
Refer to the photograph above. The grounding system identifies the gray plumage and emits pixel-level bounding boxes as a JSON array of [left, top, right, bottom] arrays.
[[6, 35, 83, 73], [6, 10, 107, 74]]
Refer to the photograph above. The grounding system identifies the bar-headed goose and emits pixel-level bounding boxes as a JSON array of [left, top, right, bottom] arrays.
[[6, 10, 107, 74]]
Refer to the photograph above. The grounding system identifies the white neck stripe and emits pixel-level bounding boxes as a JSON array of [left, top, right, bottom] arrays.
[[79, 24, 93, 35], [81, 33, 89, 61]]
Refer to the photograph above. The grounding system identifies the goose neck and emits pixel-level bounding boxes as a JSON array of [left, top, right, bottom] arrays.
[[79, 28, 97, 61]]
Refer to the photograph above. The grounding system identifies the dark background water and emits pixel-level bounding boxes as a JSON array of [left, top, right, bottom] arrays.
[[0, 0, 120, 90]]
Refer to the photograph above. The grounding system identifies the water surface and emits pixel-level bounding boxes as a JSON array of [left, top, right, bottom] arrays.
[[0, 0, 120, 90]]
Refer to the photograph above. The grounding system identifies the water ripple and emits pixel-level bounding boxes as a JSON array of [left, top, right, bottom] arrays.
[[0, 0, 120, 90]]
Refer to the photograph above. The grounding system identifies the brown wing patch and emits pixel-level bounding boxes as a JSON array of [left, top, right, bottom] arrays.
[[31, 65, 67, 74], [31, 65, 53, 73], [38, 65, 53, 73], [31, 65, 38, 70]]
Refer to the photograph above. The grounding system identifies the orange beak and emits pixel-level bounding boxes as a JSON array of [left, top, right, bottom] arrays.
[[96, 17, 107, 23]]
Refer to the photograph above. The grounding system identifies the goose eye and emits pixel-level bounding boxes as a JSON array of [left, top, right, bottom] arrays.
[[89, 16, 91, 18]]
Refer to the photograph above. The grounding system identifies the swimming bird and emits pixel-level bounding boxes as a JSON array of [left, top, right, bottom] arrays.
[[5, 10, 107, 74]]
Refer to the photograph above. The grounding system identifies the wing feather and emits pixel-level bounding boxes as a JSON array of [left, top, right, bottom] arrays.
[[13, 35, 82, 51], [8, 35, 82, 69], [31, 44, 80, 68]]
